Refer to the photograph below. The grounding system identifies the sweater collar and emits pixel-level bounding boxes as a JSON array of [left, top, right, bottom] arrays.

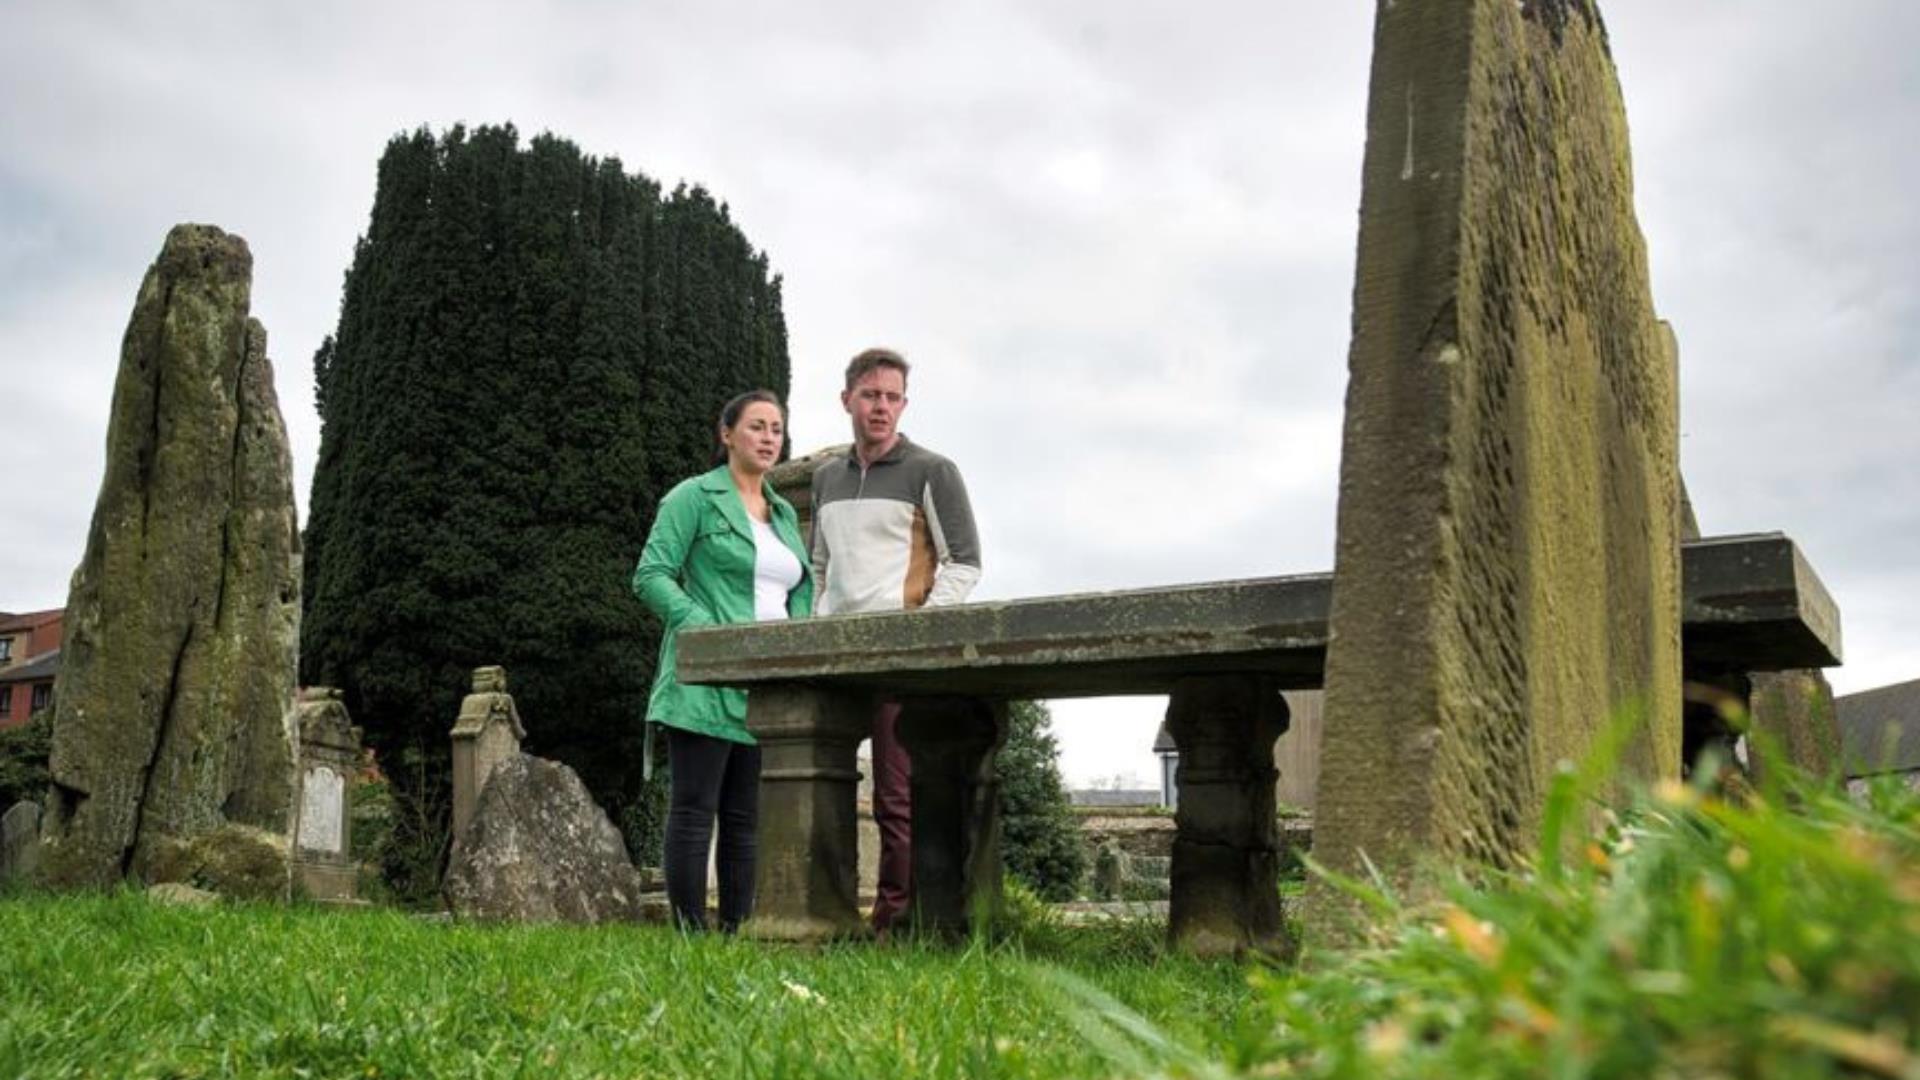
[[848, 433, 912, 469]]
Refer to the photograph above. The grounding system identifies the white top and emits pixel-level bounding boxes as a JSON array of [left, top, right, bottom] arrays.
[[749, 516, 802, 621]]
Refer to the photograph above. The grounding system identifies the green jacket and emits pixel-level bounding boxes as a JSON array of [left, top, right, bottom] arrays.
[[632, 464, 813, 745]]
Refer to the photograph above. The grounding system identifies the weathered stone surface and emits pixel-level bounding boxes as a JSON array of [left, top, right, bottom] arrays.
[[444, 754, 645, 924], [742, 687, 870, 942], [1313, 0, 1682, 914], [449, 666, 526, 845], [1747, 669, 1841, 783], [41, 224, 301, 889], [1166, 676, 1289, 958], [146, 823, 291, 902], [897, 697, 1007, 937], [1682, 535, 1841, 674], [292, 687, 363, 901], [2, 801, 42, 885], [681, 536, 1835, 699]]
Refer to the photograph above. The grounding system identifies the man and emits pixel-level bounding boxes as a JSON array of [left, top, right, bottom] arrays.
[[810, 347, 982, 935]]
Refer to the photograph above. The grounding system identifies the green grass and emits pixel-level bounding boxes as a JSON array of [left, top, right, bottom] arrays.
[[0, 889, 1248, 1079], [1060, 766, 1920, 1080], [6, 768, 1916, 1079]]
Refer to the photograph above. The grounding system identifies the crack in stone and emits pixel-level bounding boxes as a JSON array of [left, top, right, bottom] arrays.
[[121, 621, 195, 878]]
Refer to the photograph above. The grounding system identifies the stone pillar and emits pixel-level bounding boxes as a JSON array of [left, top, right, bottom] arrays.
[[1747, 669, 1841, 785], [1310, 0, 1682, 943], [40, 224, 301, 890], [1165, 676, 1289, 958], [449, 667, 525, 846], [896, 696, 1007, 937], [742, 685, 870, 941], [291, 688, 363, 902]]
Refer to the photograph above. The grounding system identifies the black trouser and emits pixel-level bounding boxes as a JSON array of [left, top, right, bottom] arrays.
[[664, 728, 762, 932]]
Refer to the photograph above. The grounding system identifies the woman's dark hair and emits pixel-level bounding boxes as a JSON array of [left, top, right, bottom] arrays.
[[713, 389, 786, 464]]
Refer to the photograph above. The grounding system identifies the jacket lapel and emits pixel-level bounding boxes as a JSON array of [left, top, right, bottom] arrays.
[[698, 467, 752, 540]]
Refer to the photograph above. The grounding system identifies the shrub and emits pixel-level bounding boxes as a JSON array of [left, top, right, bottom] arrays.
[[1000, 701, 1087, 901], [0, 710, 51, 810]]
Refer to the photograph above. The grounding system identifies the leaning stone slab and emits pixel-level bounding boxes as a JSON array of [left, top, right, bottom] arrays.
[[41, 224, 301, 889], [1313, 0, 1682, 917], [2, 801, 41, 885], [444, 754, 646, 924]]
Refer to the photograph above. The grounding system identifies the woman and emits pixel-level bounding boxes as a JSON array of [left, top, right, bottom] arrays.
[[632, 390, 812, 931]]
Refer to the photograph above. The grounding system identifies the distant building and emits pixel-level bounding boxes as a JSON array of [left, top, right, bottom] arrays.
[[1838, 677, 1920, 794], [0, 608, 64, 729], [1068, 788, 1164, 809]]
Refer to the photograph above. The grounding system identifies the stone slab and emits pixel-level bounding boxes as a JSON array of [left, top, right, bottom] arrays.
[[1680, 534, 1842, 673], [679, 534, 1838, 697]]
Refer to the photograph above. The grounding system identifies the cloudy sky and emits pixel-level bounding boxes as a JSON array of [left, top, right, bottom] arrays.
[[3, 2, 1914, 787]]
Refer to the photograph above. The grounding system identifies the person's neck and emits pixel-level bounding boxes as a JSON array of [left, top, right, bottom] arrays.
[[728, 461, 765, 501], [855, 434, 900, 469]]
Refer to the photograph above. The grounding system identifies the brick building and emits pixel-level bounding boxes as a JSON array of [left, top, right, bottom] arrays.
[[0, 608, 63, 729]]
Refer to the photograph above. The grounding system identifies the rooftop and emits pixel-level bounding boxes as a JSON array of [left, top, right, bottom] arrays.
[[1838, 677, 1920, 777]]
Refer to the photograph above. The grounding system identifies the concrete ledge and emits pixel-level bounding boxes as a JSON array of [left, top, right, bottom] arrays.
[[679, 534, 1839, 696]]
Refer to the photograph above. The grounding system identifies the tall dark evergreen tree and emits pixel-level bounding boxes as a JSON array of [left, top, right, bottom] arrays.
[[1000, 701, 1089, 901], [303, 125, 789, 898]]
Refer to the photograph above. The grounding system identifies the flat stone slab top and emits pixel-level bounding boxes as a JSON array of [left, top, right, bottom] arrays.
[[1681, 533, 1842, 674], [679, 533, 1838, 697]]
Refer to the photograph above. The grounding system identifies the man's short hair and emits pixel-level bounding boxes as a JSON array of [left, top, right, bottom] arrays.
[[845, 347, 910, 391]]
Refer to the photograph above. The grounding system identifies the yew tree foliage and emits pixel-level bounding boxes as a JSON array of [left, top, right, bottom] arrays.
[[302, 125, 788, 889], [1000, 700, 1089, 901]]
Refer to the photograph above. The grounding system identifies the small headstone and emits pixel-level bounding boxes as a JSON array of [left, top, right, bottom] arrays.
[[444, 754, 646, 924], [40, 224, 301, 889], [449, 666, 526, 845], [298, 768, 345, 854], [2, 801, 42, 884], [291, 687, 363, 901]]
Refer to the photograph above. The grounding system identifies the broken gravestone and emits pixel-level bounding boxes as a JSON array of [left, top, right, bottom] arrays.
[[443, 754, 647, 924], [40, 224, 301, 889], [1313, 0, 1682, 929]]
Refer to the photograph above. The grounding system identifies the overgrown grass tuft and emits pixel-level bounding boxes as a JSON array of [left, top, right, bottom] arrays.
[[1043, 766, 1920, 1078]]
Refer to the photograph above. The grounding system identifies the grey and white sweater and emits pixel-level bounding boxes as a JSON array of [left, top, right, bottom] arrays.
[[809, 435, 981, 614]]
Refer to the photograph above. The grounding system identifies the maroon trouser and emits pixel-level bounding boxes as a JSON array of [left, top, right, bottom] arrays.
[[870, 700, 912, 931]]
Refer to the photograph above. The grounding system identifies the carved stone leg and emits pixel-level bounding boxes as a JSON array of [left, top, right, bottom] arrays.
[[896, 697, 1007, 937], [742, 685, 871, 941], [1166, 675, 1290, 958]]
